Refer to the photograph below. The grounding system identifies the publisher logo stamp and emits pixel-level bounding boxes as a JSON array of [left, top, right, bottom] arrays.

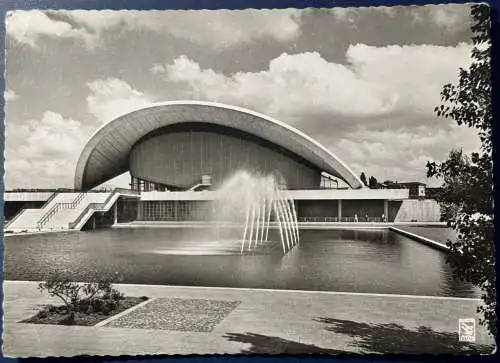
[[459, 318, 476, 342]]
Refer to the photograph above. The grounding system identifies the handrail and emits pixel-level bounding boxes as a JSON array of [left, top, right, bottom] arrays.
[[4, 208, 34, 229], [68, 190, 121, 229], [39, 192, 57, 209], [37, 204, 61, 229], [5, 192, 58, 229], [298, 216, 384, 223], [68, 202, 103, 229], [37, 192, 87, 229]]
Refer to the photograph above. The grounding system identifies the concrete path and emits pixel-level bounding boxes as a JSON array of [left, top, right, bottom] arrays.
[[2, 281, 495, 357]]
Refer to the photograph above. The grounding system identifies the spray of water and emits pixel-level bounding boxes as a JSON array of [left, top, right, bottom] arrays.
[[213, 170, 299, 254]]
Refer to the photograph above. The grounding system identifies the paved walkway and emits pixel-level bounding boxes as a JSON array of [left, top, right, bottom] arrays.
[[2, 281, 495, 357]]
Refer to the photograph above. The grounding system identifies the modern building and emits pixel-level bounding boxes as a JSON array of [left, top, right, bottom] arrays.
[[4, 101, 441, 232], [74, 101, 365, 192]]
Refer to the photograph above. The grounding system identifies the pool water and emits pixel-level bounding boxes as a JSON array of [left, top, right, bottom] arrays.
[[3, 227, 479, 298]]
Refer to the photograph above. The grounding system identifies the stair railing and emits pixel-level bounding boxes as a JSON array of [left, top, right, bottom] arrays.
[[37, 192, 87, 230], [68, 189, 139, 230]]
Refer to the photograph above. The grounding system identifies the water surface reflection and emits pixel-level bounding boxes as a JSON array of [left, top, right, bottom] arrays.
[[3, 228, 479, 297]]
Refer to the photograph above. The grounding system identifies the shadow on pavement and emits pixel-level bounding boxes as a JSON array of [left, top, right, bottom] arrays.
[[314, 317, 495, 354], [223, 332, 343, 354]]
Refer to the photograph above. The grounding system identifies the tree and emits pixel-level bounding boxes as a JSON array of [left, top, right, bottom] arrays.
[[360, 172, 368, 187], [368, 176, 379, 189], [427, 4, 495, 336]]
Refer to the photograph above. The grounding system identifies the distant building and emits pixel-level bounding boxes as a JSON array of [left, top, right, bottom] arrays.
[[382, 181, 426, 199]]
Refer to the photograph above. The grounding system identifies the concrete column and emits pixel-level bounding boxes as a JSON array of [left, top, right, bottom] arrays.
[[338, 200, 342, 221], [384, 200, 389, 222], [113, 201, 118, 224], [137, 202, 144, 221]]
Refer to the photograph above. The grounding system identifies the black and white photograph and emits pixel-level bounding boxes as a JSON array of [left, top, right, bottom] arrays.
[[1, 2, 496, 357]]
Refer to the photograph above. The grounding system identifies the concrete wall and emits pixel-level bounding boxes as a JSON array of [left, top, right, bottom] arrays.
[[130, 124, 321, 190], [3, 201, 45, 221], [82, 209, 114, 230], [117, 199, 138, 223], [3, 192, 53, 202], [392, 199, 441, 222]]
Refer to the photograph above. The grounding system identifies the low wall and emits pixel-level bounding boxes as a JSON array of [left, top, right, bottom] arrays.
[[390, 226, 449, 251], [393, 199, 441, 222]]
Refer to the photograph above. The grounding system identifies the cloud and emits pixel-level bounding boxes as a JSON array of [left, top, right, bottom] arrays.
[[427, 4, 473, 33], [4, 111, 89, 188], [332, 123, 481, 184], [86, 78, 154, 123], [6, 10, 97, 49], [345, 43, 472, 113], [154, 52, 398, 118], [7, 9, 302, 50], [151, 43, 477, 185], [4, 89, 19, 101], [153, 43, 471, 123], [332, 6, 397, 21]]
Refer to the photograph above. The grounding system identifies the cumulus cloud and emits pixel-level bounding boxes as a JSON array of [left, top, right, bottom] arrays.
[[154, 52, 398, 118], [4, 111, 89, 188], [332, 123, 481, 184], [427, 4, 473, 33], [86, 78, 154, 123], [7, 9, 302, 49], [345, 43, 472, 113], [152, 43, 477, 184], [4, 89, 18, 101], [6, 10, 97, 49], [153, 43, 471, 122]]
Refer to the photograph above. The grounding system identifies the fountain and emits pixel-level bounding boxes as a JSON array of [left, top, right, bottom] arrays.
[[212, 170, 300, 255]]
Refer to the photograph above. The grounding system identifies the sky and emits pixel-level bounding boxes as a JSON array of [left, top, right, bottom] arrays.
[[3, 4, 483, 189]]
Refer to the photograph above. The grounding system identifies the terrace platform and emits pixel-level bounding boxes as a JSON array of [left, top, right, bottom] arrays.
[[2, 280, 495, 357]]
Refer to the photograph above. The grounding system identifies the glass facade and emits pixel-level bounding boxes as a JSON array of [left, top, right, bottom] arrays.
[[133, 199, 393, 222], [131, 176, 169, 192], [140, 201, 212, 221]]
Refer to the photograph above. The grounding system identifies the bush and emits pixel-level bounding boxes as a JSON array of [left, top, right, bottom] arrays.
[[38, 278, 124, 314]]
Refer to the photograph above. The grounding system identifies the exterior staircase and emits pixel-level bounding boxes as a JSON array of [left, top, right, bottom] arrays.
[[4, 188, 139, 233], [4, 189, 138, 233], [5, 193, 85, 232]]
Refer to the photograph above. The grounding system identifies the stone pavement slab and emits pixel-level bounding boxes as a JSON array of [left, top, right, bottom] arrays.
[[107, 298, 241, 332]]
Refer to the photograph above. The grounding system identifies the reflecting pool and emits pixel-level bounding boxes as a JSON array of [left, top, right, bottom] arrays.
[[3, 227, 479, 298]]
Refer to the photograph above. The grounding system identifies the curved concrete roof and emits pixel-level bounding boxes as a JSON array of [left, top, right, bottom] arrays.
[[75, 101, 364, 190]]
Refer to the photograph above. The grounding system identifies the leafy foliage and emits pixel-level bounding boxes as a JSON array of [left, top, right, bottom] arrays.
[[427, 4, 495, 336], [434, 5, 492, 153], [38, 278, 124, 319], [368, 176, 379, 189], [360, 172, 368, 187]]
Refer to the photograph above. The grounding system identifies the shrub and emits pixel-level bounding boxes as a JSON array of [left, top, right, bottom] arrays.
[[38, 278, 124, 314]]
